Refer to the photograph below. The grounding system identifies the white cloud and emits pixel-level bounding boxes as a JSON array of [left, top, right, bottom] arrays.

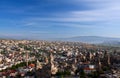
[[29, 31, 51, 34], [18, 0, 120, 29]]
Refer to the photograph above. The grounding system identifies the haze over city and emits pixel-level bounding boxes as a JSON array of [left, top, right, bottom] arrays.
[[0, 0, 120, 39]]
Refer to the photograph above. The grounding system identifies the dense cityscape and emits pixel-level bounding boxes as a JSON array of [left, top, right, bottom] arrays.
[[1, 0, 120, 78], [0, 39, 119, 78]]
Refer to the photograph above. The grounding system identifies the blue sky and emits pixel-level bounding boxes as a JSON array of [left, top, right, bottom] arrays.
[[0, 0, 120, 39]]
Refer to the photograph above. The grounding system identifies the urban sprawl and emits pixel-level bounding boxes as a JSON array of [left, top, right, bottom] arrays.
[[0, 39, 120, 78]]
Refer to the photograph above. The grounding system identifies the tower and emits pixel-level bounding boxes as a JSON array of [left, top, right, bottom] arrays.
[[104, 50, 111, 66], [50, 53, 58, 75], [26, 51, 29, 67], [107, 54, 111, 65], [98, 57, 102, 71]]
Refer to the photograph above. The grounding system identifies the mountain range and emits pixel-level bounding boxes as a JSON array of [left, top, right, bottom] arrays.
[[56, 36, 120, 46], [1, 36, 120, 46]]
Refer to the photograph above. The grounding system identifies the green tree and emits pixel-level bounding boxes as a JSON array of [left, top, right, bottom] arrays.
[[80, 69, 86, 78]]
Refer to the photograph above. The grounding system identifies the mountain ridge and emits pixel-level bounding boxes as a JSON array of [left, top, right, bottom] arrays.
[[56, 36, 120, 45]]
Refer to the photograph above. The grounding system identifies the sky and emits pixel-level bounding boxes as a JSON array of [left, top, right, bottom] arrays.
[[0, 0, 120, 39]]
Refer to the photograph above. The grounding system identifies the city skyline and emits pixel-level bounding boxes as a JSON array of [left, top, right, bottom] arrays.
[[0, 0, 120, 39]]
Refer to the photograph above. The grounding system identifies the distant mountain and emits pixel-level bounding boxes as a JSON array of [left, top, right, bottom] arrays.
[[1, 35, 120, 46], [56, 36, 120, 45], [100, 41, 120, 47]]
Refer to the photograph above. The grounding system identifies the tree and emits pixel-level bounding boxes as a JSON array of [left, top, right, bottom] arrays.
[[79, 69, 86, 78]]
